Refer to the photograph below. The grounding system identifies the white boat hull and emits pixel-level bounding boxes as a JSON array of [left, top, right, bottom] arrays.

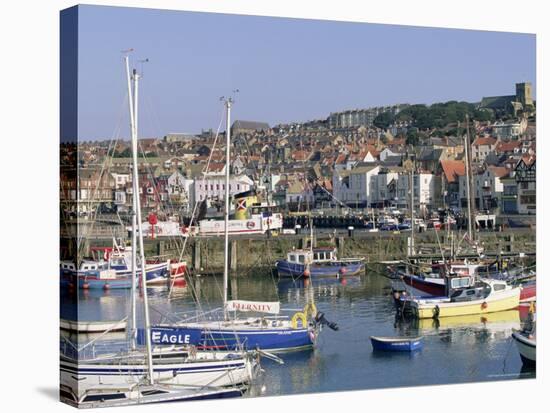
[[60, 351, 258, 399], [512, 332, 536, 365]]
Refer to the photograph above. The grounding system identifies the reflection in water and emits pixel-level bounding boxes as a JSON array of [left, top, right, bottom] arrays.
[[61, 273, 534, 396]]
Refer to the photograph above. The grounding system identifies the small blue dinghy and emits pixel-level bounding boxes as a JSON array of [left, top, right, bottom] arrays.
[[370, 336, 424, 352]]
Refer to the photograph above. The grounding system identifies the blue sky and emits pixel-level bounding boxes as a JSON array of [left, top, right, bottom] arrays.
[[75, 5, 536, 140]]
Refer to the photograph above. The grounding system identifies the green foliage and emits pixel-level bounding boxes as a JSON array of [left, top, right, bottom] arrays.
[[395, 101, 492, 130], [112, 148, 132, 158], [373, 112, 395, 129], [406, 128, 419, 146]]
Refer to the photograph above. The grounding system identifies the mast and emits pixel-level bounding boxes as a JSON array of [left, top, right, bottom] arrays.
[[223, 97, 233, 318], [125, 56, 155, 384], [410, 167, 415, 256], [124, 56, 137, 350], [464, 116, 474, 242]]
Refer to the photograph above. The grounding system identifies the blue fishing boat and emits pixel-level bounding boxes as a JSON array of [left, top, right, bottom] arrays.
[[60, 258, 169, 289], [276, 247, 364, 278], [370, 336, 424, 352]]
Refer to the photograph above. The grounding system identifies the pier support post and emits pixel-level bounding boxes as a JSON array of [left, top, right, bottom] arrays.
[[230, 239, 238, 273], [337, 237, 345, 257], [157, 240, 165, 257], [193, 240, 201, 271]]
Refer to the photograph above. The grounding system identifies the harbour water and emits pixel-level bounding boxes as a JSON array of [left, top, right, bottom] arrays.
[[60, 270, 534, 397]]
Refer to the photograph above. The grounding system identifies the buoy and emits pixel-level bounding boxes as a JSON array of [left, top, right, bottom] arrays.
[[339, 266, 347, 276], [303, 268, 311, 277], [82, 282, 89, 289], [103, 283, 110, 290]]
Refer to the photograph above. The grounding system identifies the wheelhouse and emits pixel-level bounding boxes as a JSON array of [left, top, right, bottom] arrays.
[[312, 248, 337, 262], [286, 250, 313, 265]]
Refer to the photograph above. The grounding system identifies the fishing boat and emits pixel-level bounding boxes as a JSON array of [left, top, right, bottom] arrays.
[[60, 318, 127, 333], [60, 56, 255, 406], [399, 261, 482, 296], [403, 276, 521, 319], [276, 247, 364, 278], [152, 97, 334, 353], [518, 279, 536, 303], [370, 336, 423, 352], [512, 315, 536, 366], [60, 247, 170, 289]]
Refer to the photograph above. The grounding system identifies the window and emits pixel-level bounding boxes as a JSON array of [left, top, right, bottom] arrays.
[[298, 255, 305, 264], [493, 284, 506, 291]]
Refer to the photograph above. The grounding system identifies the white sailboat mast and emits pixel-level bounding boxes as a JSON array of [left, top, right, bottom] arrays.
[[125, 56, 155, 384], [223, 97, 233, 316], [124, 56, 138, 350], [464, 119, 473, 242]]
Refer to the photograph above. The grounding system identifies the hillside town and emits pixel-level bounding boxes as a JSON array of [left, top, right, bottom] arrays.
[[61, 82, 536, 225]]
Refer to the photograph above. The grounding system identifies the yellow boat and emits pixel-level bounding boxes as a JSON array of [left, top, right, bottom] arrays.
[[417, 309, 520, 330], [408, 279, 521, 319]]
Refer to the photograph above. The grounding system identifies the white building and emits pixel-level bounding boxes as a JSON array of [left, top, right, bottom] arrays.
[[458, 166, 507, 211], [332, 165, 380, 207], [492, 119, 527, 140], [194, 174, 254, 204], [396, 172, 439, 212], [167, 171, 194, 206], [111, 172, 131, 189], [370, 169, 400, 207]]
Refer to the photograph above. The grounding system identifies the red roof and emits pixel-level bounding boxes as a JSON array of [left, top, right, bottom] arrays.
[[488, 166, 509, 178], [472, 136, 497, 147], [335, 153, 347, 164], [495, 140, 521, 153], [440, 160, 465, 183]]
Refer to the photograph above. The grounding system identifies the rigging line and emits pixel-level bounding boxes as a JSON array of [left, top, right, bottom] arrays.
[[76, 94, 128, 254], [175, 105, 226, 265]]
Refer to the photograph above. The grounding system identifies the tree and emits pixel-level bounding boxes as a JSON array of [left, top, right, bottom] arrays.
[[373, 112, 395, 129], [406, 128, 419, 146]]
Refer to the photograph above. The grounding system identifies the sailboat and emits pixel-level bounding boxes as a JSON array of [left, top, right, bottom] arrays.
[[60, 55, 258, 406], [152, 97, 326, 352]]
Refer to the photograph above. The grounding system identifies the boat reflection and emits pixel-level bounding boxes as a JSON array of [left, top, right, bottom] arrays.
[[395, 310, 521, 343]]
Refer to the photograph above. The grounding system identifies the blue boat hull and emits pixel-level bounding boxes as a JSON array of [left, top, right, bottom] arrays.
[[370, 337, 423, 352], [276, 260, 364, 278], [152, 326, 315, 352], [61, 263, 169, 289]]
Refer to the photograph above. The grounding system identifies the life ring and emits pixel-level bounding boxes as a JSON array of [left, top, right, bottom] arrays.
[[303, 303, 318, 320], [291, 312, 308, 329], [481, 302, 488, 310]]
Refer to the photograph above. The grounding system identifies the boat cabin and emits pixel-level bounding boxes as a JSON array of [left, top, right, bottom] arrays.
[[78, 260, 109, 272], [60, 261, 76, 272], [312, 247, 338, 263], [286, 250, 313, 265]]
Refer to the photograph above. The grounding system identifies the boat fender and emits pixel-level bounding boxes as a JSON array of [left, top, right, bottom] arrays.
[[481, 301, 488, 310], [432, 305, 440, 319], [303, 302, 318, 320], [291, 312, 307, 329]]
